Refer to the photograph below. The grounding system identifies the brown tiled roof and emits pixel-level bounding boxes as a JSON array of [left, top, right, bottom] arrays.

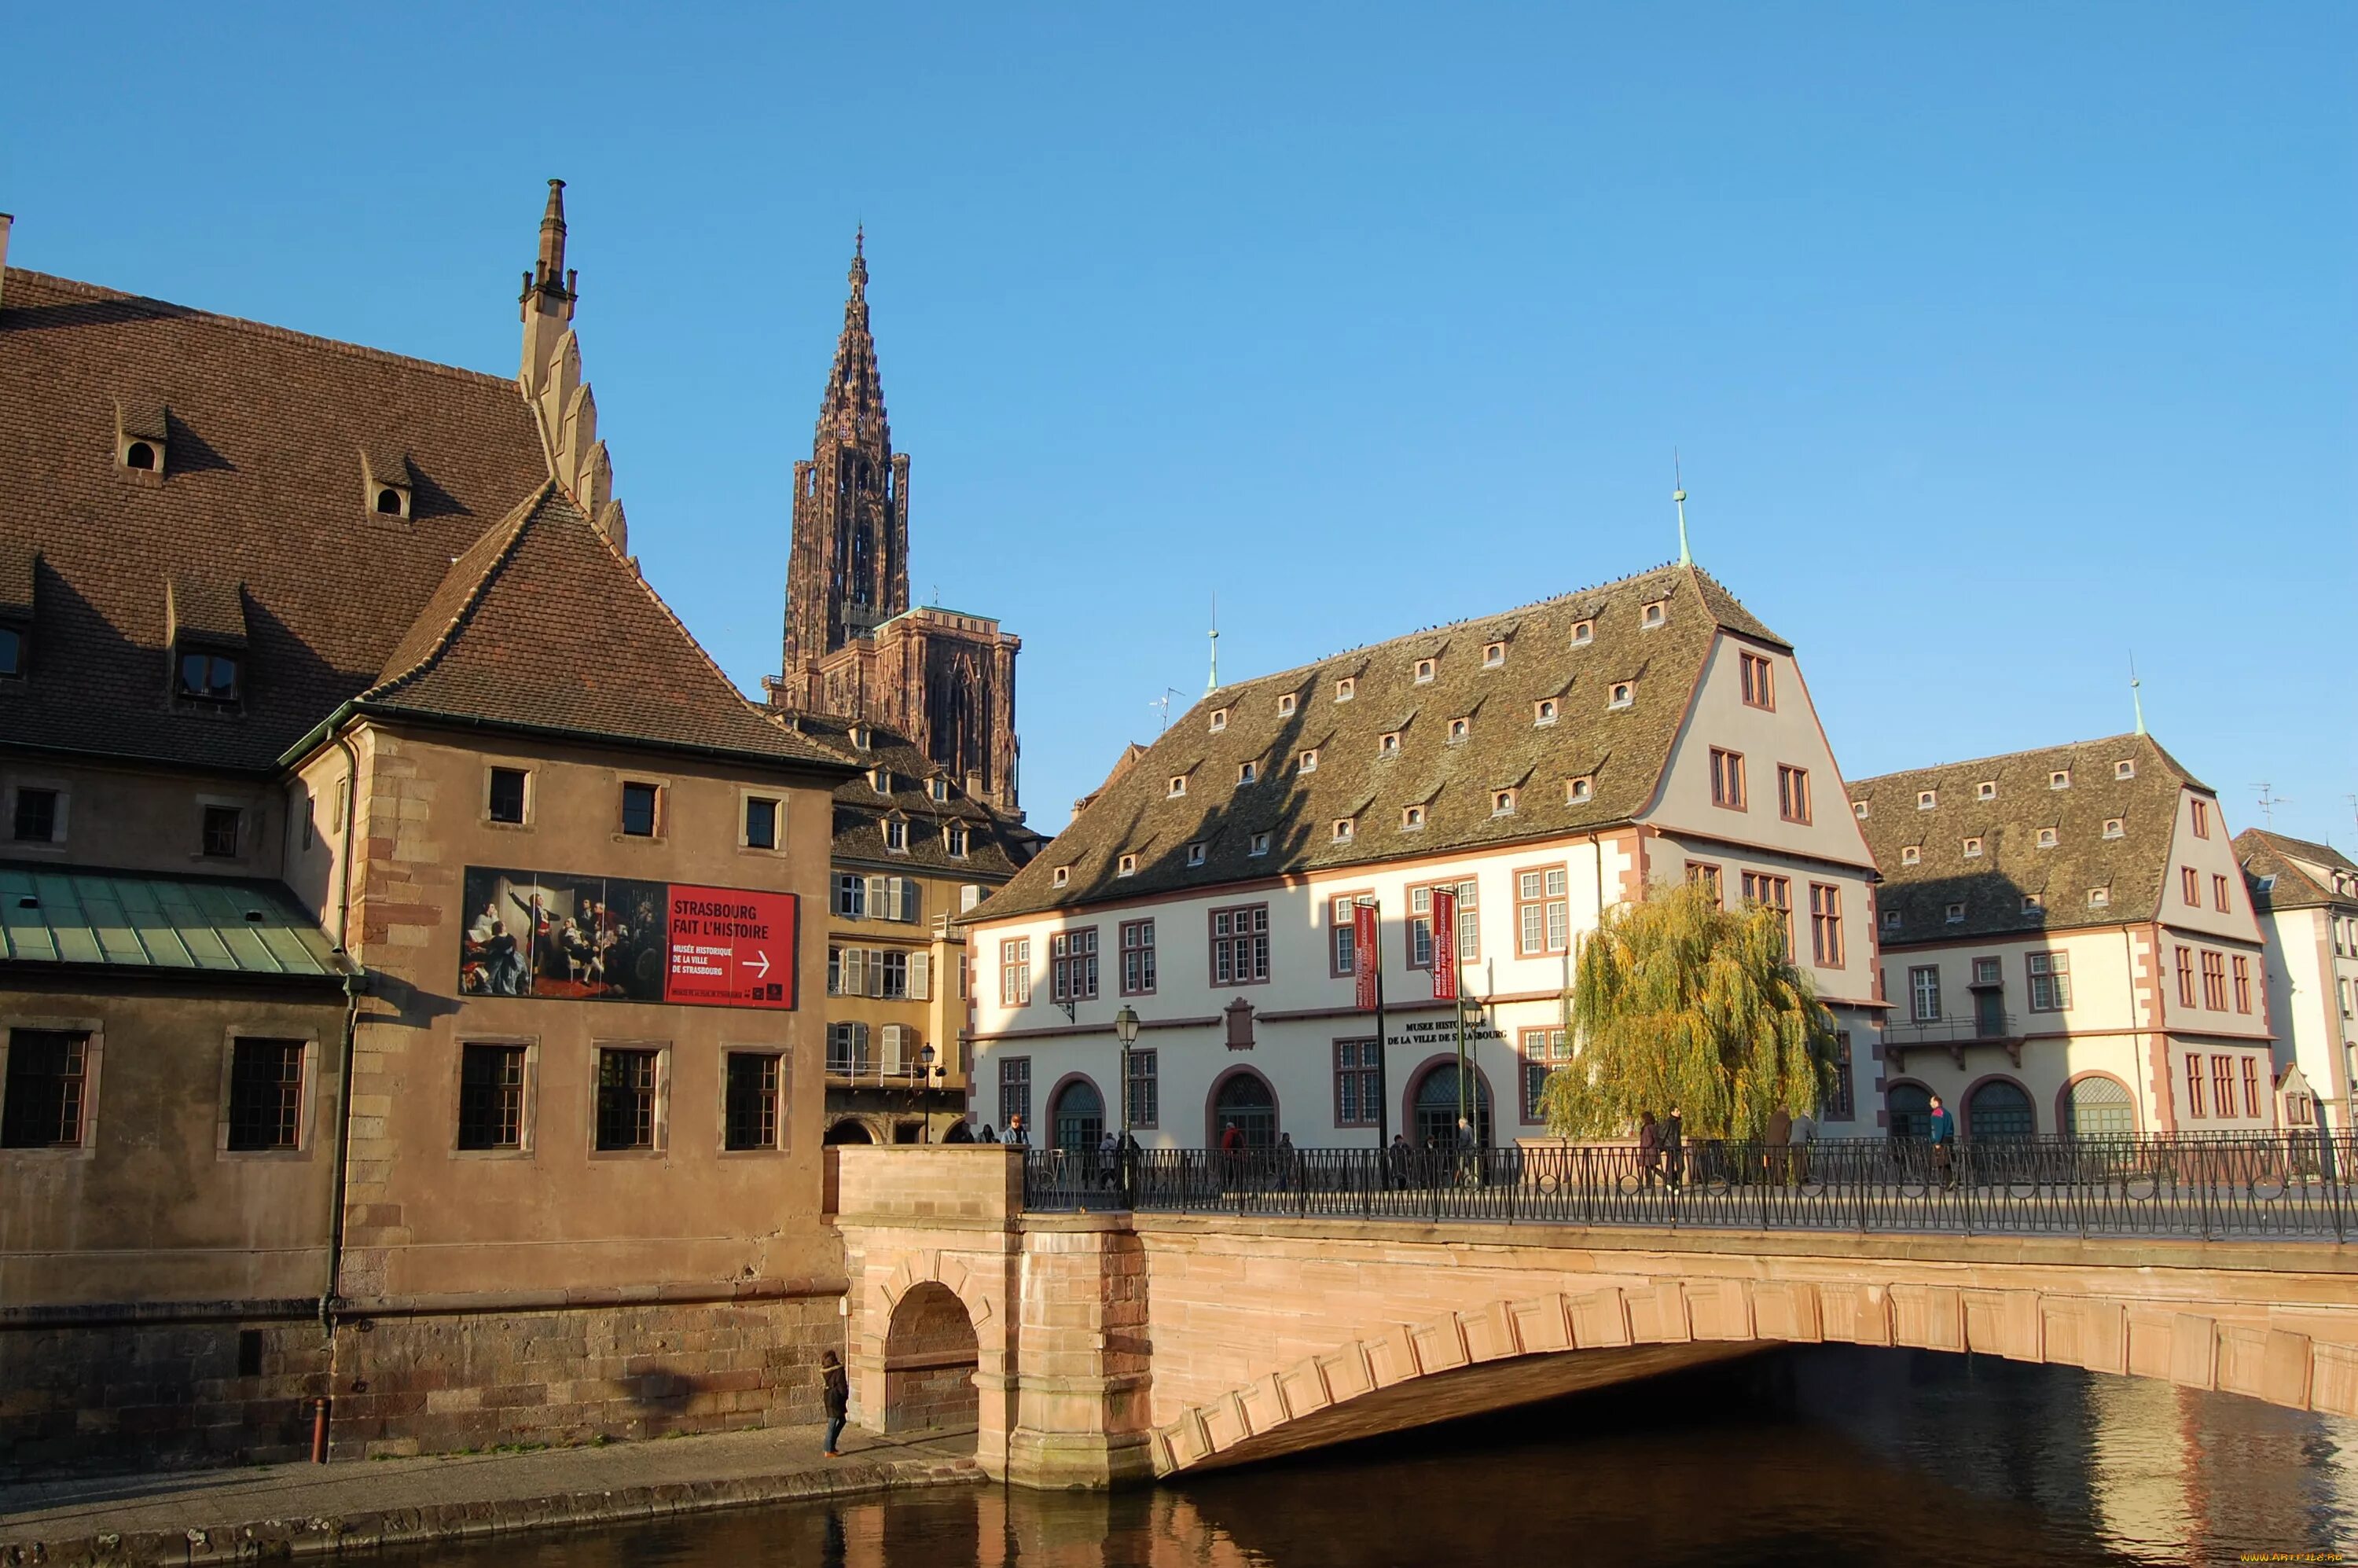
[[358, 484, 846, 770], [775, 712, 1041, 879], [2235, 828, 2358, 913], [1853, 733, 2207, 942], [978, 561, 1782, 921]]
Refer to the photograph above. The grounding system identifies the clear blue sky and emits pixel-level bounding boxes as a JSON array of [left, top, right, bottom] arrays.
[[6, 3, 2351, 844]]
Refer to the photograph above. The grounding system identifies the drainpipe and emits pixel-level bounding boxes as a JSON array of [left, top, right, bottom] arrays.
[[318, 731, 365, 1335]]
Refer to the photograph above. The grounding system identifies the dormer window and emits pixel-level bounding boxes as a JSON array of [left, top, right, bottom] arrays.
[[1277, 692, 1298, 717], [1053, 865, 1073, 887], [929, 777, 951, 802], [1901, 846, 1921, 865], [1167, 775, 1188, 799], [1570, 619, 1594, 646], [1963, 836, 1984, 858], [1335, 677, 1356, 703], [1917, 790, 1937, 810], [2103, 817, 2125, 839], [1401, 805, 1426, 831], [1117, 854, 1137, 877], [945, 825, 970, 858], [1185, 842, 1207, 867], [1414, 658, 1435, 684], [2049, 769, 2071, 790], [1945, 902, 1967, 924], [1882, 909, 1902, 930], [362, 450, 413, 520], [1482, 641, 1506, 666], [850, 725, 872, 751], [1978, 781, 1997, 802], [1332, 817, 1356, 843], [1607, 682, 1634, 710], [2088, 887, 2110, 908], [1491, 788, 1516, 817], [1379, 732, 1401, 756], [2114, 758, 2136, 780], [1640, 600, 1666, 629], [883, 818, 909, 853], [1533, 698, 1559, 725], [0, 623, 22, 679], [1447, 718, 1470, 744], [1248, 832, 1270, 856], [124, 439, 159, 471], [1209, 707, 1229, 733], [2022, 894, 2044, 913], [116, 398, 167, 477], [2035, 826, 2059, 849], [1853, 801, 1869, 820], [177, 649, 240, 702], [1298, 749, 1320, 773], [1566, 775, 1594, 804], [871, 768, 892, 794], [1237, 760, 1258, 785]]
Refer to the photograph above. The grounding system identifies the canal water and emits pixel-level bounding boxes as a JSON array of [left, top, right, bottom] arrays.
[[400, 1347, 2358, 1566]]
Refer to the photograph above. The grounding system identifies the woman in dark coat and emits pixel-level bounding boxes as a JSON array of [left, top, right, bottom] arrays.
[[820, 1350, 849, 1457], [1636, 1110, 1661, 1187], [1662, 1106, 1685, 1188]]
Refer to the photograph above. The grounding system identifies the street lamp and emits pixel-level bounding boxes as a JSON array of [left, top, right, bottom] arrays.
[[1114, 1005, 1140, 1135], [917, 1043, 938, 1143]]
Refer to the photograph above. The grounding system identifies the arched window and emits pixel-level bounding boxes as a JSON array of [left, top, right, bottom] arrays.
[[1967, 1079, 2034, 1139], [1886, 1083, 1932, 1140], [1413, 1063, 1491, 1149], [1210, 1072, 1277, 1151], [124, 440, 156, 471], [1050, 1079, 1104, 1153], [375, 487, 404, 515], [823, 1119, 875, 1145], [2064, 1076, 2135, 1138]]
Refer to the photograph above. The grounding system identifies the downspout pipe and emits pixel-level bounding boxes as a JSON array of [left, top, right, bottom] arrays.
[[319, 730, 365, 1335]]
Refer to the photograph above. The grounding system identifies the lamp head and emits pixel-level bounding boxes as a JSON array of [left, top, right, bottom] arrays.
[[1114, 1004, 1140, 1046]]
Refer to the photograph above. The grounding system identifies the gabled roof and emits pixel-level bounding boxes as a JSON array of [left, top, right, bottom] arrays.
[[0, 861, 342, 982], [773, 711, 1043, 879], [1853, 733, 2206, 942], [356, 485, 844, 770], [979, 560, 1783, 921], [2236, 828, 2358, 913]]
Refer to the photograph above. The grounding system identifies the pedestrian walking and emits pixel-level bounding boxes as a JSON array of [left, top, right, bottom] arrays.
[[1636, 1110, 1662, 1188], [1789, 1108, 1815, 1184], [1388, 1131, 1414, 1191], [1098, 1129, 1120, 1189], [1927, 1095, 1956, 1190], [1276, 1131, 1298, 1192], [1220, 1120, 1245, 1191], [1765, 1104, 1792, 1184], [820, 1350, 849, 1457], [1662, 1106, 1685, 1188]]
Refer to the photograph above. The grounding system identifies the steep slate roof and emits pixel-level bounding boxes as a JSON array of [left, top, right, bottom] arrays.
[[980, 561, 1784, 921], [2236, 828, 2358, 913], [1853, 733, 2208, 942], [782, 713, 1042, 879]]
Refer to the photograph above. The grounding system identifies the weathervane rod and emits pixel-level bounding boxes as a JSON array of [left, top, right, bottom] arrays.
[[2130, 653, 2147, 737], [1673, 450, 1691, 567], [1207, 593, 1220, 695]]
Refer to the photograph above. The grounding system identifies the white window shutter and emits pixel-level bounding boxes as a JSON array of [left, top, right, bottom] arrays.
[[869, 949, 887, 998], [880, 1024, 905, 1075], [841, 947, 865, 996], [867, 875, 887, 917], [908, 951, 931, 1001]]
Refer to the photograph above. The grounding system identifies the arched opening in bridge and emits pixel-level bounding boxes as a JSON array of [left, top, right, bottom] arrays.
[[1886, 1081, 1932, 1140], [1050, 1077, 1104, 1152], [1967, 1078, 2035, 1138], [1412, 1060, 1492, 1149], [881, 1282, 979, 1437], [2063, 1074, 2136, 1137], [1208, 1068, 1279, 1149], [824, 1119, 874, 1145]]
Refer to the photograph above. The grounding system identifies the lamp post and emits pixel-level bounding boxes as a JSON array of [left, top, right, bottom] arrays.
[[1114, 1005, 1140, 1135], [917, 1043, 938, 1143]]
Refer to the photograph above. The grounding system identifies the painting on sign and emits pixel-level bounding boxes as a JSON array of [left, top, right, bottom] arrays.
[[460, 866, 668, 1001]]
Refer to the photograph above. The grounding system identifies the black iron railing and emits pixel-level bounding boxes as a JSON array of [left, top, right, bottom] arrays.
[[1022, 1133, 2356, 1241]]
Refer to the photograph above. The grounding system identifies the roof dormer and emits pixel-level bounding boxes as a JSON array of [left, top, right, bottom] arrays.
[[166, 573, 248, 706], [362, 446, 413, 520], [116, 397, 168, 481]]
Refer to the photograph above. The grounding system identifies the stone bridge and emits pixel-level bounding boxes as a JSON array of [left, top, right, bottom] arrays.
[[832, 1147, 2358, 1489]]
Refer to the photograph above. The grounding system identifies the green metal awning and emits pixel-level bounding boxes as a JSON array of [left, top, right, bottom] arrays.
[[0, 862, 343, 980]]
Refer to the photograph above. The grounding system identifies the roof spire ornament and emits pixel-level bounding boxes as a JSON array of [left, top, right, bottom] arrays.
[[1207, 594, 1221, 695], [519, 178, 576, 322], [2130, 653, 2147, 736], [1673, 450, 1692, 567]]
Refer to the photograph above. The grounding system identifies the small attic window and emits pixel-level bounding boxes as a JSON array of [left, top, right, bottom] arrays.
[[1117, 854, 1138, 877], [2088, 887, 2111, 907], [1248, 831, 1270, 856], [1853, 801, 1869, 820], [1185, 842, 1207, 867], [1570, 619, 1594, 646], [1298, 749, 1320, 773], [1901, 845, 1921, 866], [1332, 817, 1357, 843], [2103, 817, 2125, 839], [1276, 692, 1298, 717], [124, 440, 160, 471], [1237, 760, 1258, 785], [1379, 732, 1401, 755], [883, 818, 909, 854], [871, 768, 892, 794], [1607, 681, 1634, 710], [1414, 658, 1435, 684], [1566, 775, 1593, 803], [2257, 873, 2276, 893], [1882, 909, 1903, 929], [1945, 902, 1967, 924], [2036, 826, 2059, 849], [1533, 698, 1559, 725], [375, 487, 406, 516], [1335, 677, 1356, 703], [1209, 707, 1229, 733], [0, 624, 23, 680], [1917, 790, 1938, 810], [1978, 781, 1997, 802], [2022, 894, 2044, 913], [1491, 788, 1517, 817], [1167, 775, 1188, 799], [117, 399, 168, 479], [1052, 865, 1072, 887], [1482, 641, 1506, 667], [929, 777, 950, 802], [2114, 758, 2136, 780], [1401, 804, 1426, 831], [176, 649, 241, 702], [1640, 600, 1666, 629], [2049, 769, 2071, 790], [1447, 718, 1470, 744], [850, 725, 872, 751], [1963, 835, 1984, 858]]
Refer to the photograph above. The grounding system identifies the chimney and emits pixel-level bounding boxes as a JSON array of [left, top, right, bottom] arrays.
[[0, 214, 14, 312]]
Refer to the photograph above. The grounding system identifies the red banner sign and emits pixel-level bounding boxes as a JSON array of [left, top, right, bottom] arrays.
[[664, 884, 798, 1010], [1353, 900, 1380, 1011], [1431, 887, 1458, 1001]]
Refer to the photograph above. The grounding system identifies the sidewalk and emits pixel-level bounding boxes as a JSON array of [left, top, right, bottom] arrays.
[[0, 1422, 981, 1566]]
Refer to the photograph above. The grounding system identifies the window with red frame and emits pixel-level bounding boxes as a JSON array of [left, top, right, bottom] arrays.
[[2212, 874, 2230, 913], [2184, 1054, 2205, 1118], [2175, 946, 2196, 1007], [2201, 950, 2227, 1011], [1778, 766, 1813, 824], [1328, 894, 1361, 978], [2191, 798, 2210, 838], [1119, 919, 1157, 996], [1051, 927, 1099, 1003], [2242, 1055, 2261, 1118], [2182, 867, 2200, 905], [1334, 1038, 1381, 1127], [1520, 1027, 1570, 1122], [2231, 954, 2252, 1012], [1739, 652, 1775, 710], [2213, 1055, 2235, 1118], [1809, 883, 1844, 967], [1210, 904, 1270, 985], [1515, 868, 1569, 957], [1687, 862, 1723, 902], [1742, 872, 1793, 953], [1409, 879, 1479, 969], [1710, 748, 1746, 810]]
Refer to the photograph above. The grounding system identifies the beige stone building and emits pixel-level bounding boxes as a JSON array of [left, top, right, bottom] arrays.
[[0, 187, 856, 1467], [1855, 734, 2274, 1137], [2236, 828, 2358, 1132]]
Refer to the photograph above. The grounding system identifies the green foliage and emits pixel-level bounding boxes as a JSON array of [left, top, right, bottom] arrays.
[[1538, 879, 1838, 1139]]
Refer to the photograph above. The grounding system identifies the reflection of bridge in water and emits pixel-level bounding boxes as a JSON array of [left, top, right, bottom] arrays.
[[831, 1137, 2358, 1490]]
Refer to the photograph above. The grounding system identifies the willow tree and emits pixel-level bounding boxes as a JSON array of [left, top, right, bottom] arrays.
[[1537, 879, 1836, 1140]]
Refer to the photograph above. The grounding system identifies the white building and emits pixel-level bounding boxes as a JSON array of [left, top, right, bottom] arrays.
[[2235, 828, 2358, 1133], [1853, 736, 2273, 1137], [960, 560, 1883, 1150]]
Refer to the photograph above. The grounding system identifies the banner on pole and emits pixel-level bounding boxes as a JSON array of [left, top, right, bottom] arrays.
[[1431, 887, 1458, 1001], [1353, 900, 1380, 1011]]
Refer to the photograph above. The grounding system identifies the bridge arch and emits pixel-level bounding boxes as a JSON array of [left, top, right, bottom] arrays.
[[881, 1281, 980, 1434]]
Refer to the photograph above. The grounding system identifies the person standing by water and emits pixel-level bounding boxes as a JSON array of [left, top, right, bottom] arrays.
[[1636, 1109, 1661, 1188], [820, 1351, 849, 1458], [1662, 1105, 1685, 1188], [1927, 1095, 1956, 1189]]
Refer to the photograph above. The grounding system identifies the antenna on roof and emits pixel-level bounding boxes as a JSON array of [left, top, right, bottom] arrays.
[[1673, 450, 1691, 567], [1207, 593, 1220, 694], [2252, 782, 2286, 828], [1153, 687, 1184, 733], [2129, 653, 2147, 736]]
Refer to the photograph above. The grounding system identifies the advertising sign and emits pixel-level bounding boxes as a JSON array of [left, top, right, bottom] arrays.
[[1353, 899, 1380, 1011], [458, 865, 796, 1011], [1430, 887, 1458, 1002]]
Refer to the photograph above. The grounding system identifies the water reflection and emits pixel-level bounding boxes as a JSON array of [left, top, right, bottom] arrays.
[[398, 1348, 2356, 1566]]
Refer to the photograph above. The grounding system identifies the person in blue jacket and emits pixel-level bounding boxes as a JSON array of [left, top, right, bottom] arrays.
[[1927, 1094, 1956, 1190]]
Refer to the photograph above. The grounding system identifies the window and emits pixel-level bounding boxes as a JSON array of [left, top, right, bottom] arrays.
[[871, 768, 893, 795], [1974, 955, 2001, 986], [850, 725, 871, 751], [1333, 1037, 1383, 1126], [1533, 698, 1559, 725], [1126, 1048, 1159, 1130], [1608, 681, 1634, 709], [1826, 1032, 1854, 1121], [1411, 879, 1481, 968], [725, 1052, 782, 1151], [176, 649, 239, 702], [1483, 641, 1507, 666], [2182, 867, 2200, 905], [1491, 789, 1516, 817], [1120, 919, 1157, 995], [2211, 874, 2229, 913], [1882, 909, 1902, 931], [1918, 790, 1937, 810], [1209, 707, 1229, 733], [2103, 817, 2125, 839], [1709, 748, 1746, 810], [1298, 749, 1319, 773], [1910, 965, 1942, 1023], [2028, 952, 2071, 1012], [1277, 692, 1298, 717], [1185, 842, 1207, 867], [1001, 938, 1032, 1006], [1116, 854, 1137, 877], [825, 945, 847, 996], [1379, 731, 1402, 755], [1778, 766, 1812, 824], [1739, 652, 1774, 710], [2088, 887, 2110, 908], [1167, 775, 1188, 799], [226, 1038, 304, 1151], [1415, 658, 1435, 683], [1900, 845, 1921, 866], [1963, 836, 1984, 858], [827, 1021, 871, 1074], [835, 872, 866, 918], [929, 777, 951, 802], [479, 767, 527, 826], [1210, 904, 1270, 985], [2, 1030, 90, 1148], [1056, 865, 1075, 887], [1517, 867, 1569, 955], [2184, 1054, 2206, 1118], [2242, 1056, 2261, 1119], [1448, 718, 1471, 744], [2213, 1055, 2235, 1120], [2022, 894, 2044, 914], [201, 806, 241, 859], [2191, 799, 2210, 838], [1809, 884, 1843, 967], [1640, 600, 1666, 628], [1330, 895, 1361, 976], [13, 787, 57, 843], [2049, 769, 2071, 790], [620, 782, 659, 838], [1335, 677, 1356, 703], [1051, 928, 1100, 1003], [1943, 901, 1967, 924], [0, 625, 21, 678], [1566, 775, 1593, 804], [2231, 954, 2252, 1012], [2175, 946, 2196, 1007], [1238, 760, 1258, 785], [457, 1044, 526, 1151], [2201, 950, 2227, 1010], [879, 950, 910, 999], [1332, 817, 1355, 843], [2115, 758, 2135, 780], [1978, 781, 1997, 802], [1249, 832, 1270, 856], [1741, 872, 1793, 952], [944, 824, 969, 858], [1570, 619, 1594, 645], [1520, 1027, 1571, 1121], [999, 1056, 1031, 1130], [593, 1049, 659, 1151], [1401, 804, 1426, 831], [1853, 801, 1869, 820], [2034, 827, 2058, 849], [1687, 861, 1723, 902]]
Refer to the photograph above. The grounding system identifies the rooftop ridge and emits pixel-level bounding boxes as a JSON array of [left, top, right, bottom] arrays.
[[367, 484, 553, 698], [1853, 733, 2168, 788], [2, 268, 520, 395], [2236, 826, 2356, 870]]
